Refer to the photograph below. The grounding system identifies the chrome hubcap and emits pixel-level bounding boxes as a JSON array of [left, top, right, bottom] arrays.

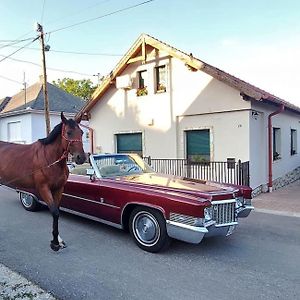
[[20, 193, 33, 208], [133, 211, 160, 246]]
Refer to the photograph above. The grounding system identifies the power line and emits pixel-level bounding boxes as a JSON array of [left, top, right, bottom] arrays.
[[41, 0, 46, 24], [49, 49, 123, 56], [0, 37, 39, 63], [46, 0, 155, 34], [2, 44, 123, 56], [46, 0, 112, 27], [0, 54, 95, 77], [0, 74, 22, 85], [0, 37, 36, 50]]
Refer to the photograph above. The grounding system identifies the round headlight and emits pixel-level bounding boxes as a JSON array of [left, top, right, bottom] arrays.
[[204, 207, 212, 221], [236, 197, 244, 207]]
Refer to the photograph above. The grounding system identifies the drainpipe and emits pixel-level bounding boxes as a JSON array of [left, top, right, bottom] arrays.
[[268, 104, 284, 192]]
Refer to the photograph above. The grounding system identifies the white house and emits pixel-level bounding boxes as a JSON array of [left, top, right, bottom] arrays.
[[0, 79, 90, 152], [77, 33, 300, 194]]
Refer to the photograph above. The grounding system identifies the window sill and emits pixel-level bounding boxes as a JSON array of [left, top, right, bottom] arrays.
[[155, 89, 166, 94]]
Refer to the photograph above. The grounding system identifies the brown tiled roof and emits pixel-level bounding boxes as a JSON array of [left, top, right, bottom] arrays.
[[77, 33, 300, 118]]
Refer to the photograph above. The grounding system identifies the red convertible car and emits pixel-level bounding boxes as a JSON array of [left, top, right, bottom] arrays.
[[19, 153, 254, 253]]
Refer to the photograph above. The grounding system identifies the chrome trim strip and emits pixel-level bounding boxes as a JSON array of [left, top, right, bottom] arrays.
[[215, 221, 238, 228], [166, 220, 208, 233], [60, 207, 123, 229], [204, 220, 216, 227], [62, 193, 121, 209], [211, 199, 236, 205]]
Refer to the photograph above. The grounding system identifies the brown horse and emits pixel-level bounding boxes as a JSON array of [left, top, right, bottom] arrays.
[[0, 112, 86, 251]]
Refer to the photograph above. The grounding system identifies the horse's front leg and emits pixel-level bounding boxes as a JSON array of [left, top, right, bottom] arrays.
[[38, 186, 65, 251], [52, 188, 66, 250]]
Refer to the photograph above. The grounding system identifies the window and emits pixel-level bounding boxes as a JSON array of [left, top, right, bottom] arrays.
[[273, 127, 281, 161], [186, 130, 210, 162], [137, 70, 148, 96], [155, 65, 166, 93], [291, 129, 297, 155], [8, 121, 21, 142], [116, 133, 143, 156]]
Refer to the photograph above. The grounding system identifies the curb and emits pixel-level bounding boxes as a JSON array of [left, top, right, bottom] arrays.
[[254, 208, 300, 218], [0, 263, 56, 300]]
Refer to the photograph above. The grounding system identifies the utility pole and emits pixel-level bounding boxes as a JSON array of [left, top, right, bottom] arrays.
[[36, 22, 51, 135]]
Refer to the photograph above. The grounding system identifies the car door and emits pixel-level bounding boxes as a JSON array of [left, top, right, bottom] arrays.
[[62, 175, 121, 225]]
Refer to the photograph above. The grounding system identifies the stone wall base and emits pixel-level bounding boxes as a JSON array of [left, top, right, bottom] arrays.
[[252, 166, 300, 197]]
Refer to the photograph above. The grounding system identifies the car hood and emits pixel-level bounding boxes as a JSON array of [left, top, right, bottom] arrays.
[[117, 172, 236, 199]]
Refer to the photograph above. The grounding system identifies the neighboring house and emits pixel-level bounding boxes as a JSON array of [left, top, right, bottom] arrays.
[[77, 33, 300, 194], [0, 79, 90, 152]]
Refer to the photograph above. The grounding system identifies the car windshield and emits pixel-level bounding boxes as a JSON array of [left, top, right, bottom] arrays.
[[92, 154, 153, 178]]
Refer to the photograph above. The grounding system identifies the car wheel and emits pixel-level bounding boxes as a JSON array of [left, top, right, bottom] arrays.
[[19, 192, 40, 211], [129, 206, 171, 253]]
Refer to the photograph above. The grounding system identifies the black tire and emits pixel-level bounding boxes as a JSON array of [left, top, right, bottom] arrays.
[[129, 206, 171, 253], [19, 192, 40, 212]]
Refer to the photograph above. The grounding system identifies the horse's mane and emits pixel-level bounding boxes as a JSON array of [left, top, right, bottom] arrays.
[[38, 119, 77, 145], [39, 123, 63, 145]]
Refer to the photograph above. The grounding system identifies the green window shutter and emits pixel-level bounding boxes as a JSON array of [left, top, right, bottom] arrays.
[[186, 130, 210, 161], [116, 133, 142, 156]]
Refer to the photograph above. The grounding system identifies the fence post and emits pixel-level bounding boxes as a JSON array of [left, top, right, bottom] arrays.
[[238, 159, 242, 185]]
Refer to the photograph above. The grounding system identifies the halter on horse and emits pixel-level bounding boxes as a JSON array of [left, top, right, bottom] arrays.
[[0, 112, 86, 251]]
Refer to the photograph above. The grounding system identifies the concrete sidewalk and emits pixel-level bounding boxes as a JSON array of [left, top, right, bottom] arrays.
[[252, 179, 300, 217]]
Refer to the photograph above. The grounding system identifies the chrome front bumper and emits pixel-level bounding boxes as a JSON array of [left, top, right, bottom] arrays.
[[166, 204, 254, 244], [237, 205, 254, 217]]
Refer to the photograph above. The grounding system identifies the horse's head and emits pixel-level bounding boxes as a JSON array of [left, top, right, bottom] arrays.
[[61, 112, 86, 165]]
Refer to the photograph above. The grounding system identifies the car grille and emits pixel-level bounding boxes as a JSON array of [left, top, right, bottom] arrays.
[[211, 200, 236, 226]]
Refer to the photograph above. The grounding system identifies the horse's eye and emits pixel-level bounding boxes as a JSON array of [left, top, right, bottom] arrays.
[[67, 131, 72, 137]]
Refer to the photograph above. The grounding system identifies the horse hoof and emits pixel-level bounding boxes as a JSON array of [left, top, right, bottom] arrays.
[[60, 241, 67, 248], [50, 242, 60, 252]]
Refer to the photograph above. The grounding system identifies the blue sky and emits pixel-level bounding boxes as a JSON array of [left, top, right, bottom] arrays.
[[1, 0, 300, 105]]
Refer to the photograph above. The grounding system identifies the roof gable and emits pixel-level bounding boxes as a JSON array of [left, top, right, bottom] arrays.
[[77, 33, 300, 117]]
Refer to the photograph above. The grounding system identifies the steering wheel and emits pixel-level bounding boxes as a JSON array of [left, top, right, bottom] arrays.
[[127, 165, 140, 173]]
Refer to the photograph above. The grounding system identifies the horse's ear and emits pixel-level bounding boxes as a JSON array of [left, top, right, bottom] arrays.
[[61, 112, 67, 124], [76, 113, 82, 124]]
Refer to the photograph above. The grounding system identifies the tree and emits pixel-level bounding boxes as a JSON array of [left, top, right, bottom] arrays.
[[52, 78, 97, 101]]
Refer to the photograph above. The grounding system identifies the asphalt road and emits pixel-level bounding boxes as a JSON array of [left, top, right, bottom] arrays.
[[0, 187, 299, 300]]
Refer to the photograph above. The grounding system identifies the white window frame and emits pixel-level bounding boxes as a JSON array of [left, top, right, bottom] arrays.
[[291, 129, 297, 156], [273, 127, 281, 161], [7, 121, 22, 143]]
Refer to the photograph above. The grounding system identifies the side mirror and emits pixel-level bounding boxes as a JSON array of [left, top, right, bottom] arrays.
[[86, 168, 95, 176], [86, 168, 96, 182]]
